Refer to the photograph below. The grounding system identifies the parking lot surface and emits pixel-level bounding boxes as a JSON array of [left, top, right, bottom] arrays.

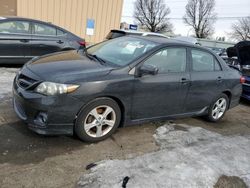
[[0, 68, 250, 187]]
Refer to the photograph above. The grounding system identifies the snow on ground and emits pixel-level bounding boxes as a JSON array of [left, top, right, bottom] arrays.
[[0, 68, 19, 99], [78, 124, 250, 188]]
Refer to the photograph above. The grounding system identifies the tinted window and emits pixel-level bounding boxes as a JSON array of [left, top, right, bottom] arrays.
[[214, 59, 222, 71], [33, 23, 56, 36], [57, 29, 65, 36], [87, 37, 157, 66], [0, 21, 29, 34], [191, 49, 221, 71], [144, 48, 187, 73]]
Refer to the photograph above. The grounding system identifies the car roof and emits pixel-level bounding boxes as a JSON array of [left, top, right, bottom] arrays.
[[131, 35, 202, 47], [128, 35, 219, 55], [0, 16, 66, 31], [110, 29, 169, 38], [0, 16, 83, 39]]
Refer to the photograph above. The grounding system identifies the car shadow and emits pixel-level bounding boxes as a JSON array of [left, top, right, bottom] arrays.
[[0, 120, 86, 165], [240, 98, 250, 106], [0, 64, 23, 68]]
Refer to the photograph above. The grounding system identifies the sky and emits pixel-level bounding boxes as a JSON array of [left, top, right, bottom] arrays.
[[121, 0, 250, 40]]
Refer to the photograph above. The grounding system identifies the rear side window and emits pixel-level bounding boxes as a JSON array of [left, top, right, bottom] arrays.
[[144, 48, 187, 73], [33, 23, 56, 36], [0, 21, 29, 34], [214, 59, 222, 71], [57, 29, 65, 36], [191, 49, 221, 71]]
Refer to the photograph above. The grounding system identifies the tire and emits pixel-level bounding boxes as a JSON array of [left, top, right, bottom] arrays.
[[74, 98, 121, 142], [205, 94, 229, 122]]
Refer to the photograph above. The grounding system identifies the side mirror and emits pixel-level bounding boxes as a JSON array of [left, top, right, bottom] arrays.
[[137, 64, 158, 77]]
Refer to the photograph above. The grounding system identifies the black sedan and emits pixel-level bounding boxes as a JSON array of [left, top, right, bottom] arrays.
[[13, 36, 243, 142], [0, 16, 85, 65]]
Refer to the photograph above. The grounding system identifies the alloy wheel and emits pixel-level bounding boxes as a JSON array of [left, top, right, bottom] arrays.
[[83, 105, 116, 138], [212, 98, 227, 120]]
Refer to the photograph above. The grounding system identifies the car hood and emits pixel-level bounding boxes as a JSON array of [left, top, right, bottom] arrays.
[[25, 50, 114, 83], [227, 41, 250, 65]]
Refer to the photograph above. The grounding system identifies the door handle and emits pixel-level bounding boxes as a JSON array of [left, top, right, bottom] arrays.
[[57, 40, 64, 44], [20, 39, 29, 43], [217, 76, 222, 82], [180, 78, 190, 84]]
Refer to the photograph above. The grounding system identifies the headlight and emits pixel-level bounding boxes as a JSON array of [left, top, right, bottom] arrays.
[[35, 82, 79, 95]]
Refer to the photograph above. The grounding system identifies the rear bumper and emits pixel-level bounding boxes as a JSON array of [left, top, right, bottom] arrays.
[[13, 77, 83, 135]]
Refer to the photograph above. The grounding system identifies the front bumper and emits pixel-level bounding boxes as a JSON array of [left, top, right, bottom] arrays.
[[13, 77, 83, 135]]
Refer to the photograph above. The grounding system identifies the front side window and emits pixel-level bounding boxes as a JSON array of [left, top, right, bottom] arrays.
[[0, 21, 29, 34], [33, 23, 56, 36], [87, 37, 157, 66], [191, 49, 221, 71], [144, 48, 187, 73]]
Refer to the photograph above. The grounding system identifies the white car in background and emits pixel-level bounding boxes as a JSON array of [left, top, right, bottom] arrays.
[[106, 29, 169, 40], [173, 36, 201, 45]]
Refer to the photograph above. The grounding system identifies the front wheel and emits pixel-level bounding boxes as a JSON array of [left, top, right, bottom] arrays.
[[74, 98, 121, 142], [206, 94, 229, 122]]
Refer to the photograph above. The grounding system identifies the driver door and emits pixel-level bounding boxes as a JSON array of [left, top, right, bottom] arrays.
[[131, 47, 191, 120]]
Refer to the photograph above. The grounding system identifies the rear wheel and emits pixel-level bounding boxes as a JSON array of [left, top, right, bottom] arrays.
[[206, 94, 229, 122], [75, 98, 121, 142]]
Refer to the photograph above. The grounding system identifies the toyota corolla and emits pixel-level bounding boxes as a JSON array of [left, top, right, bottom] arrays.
[[13, 36, 243, 142]]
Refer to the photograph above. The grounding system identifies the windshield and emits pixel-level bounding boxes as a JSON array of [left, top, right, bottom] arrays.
[[87, 37, 158, 66]]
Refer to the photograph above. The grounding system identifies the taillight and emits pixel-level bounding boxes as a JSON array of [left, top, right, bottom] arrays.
[[240, 76, 246, 84], [78, 41, 86, 46]]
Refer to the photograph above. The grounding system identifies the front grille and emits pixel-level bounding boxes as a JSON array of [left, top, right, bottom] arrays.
[[13, 98, 27, 120], [17, 73, 38, 89]]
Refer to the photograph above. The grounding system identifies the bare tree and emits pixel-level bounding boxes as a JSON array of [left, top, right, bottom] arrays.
[[134, 0, 173, 33], [230, 16, 250, 41], [183, 0, 217, 38]]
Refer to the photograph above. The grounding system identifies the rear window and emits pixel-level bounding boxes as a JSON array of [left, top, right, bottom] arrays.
[[106, 31, 125, 39]]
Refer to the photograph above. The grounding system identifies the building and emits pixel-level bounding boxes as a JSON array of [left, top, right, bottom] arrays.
[[0, 0, 123, 43]]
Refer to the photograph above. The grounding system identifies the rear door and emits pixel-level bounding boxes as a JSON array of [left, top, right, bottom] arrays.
[[131, 47, 191, 120], [0, 20, 31, 64], [184, 48, 224, 112], [30, 22, 65, 56]]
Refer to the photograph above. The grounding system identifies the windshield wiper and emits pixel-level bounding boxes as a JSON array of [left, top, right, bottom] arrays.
[[85, 51, 106, 64]]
